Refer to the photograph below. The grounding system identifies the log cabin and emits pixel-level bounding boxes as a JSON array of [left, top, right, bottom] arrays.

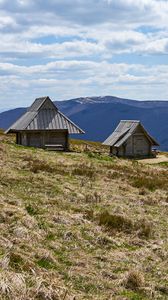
[[5, 96, 84, 151], [103, 120, 159, 157]]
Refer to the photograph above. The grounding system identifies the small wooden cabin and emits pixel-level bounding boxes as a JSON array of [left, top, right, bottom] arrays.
[[103, 120, 159, 157], [5, 96, 84, 150]]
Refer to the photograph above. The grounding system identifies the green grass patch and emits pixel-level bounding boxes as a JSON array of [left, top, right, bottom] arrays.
[[54, 249, 73, 267], [120, 290, 148, 300], [25, 204, 39, 216], [87, 151, 114, 162], [36, 257, 55, 269], [71, 275, 99, 294]]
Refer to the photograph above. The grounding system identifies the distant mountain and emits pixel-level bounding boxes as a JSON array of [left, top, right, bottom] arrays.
[[0, 96, 168, 150]]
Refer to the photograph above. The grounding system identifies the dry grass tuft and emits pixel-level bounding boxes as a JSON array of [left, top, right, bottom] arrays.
[[85, 191, 101, 203], [99, 211, 154, 238], [23, 156, 68, 175], [25, 158, 55, 174], [0, 144, 5, 152], [132, 175, 167, 191], [0, 271, 26, 299], [72, 163, 96, 179], [136, 219, 153, 239], [124, 269, 145, 291], [99, 210, 133, 233]]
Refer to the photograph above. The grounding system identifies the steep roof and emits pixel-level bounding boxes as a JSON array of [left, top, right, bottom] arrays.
[[28, 96, 51, 112], [6, 97, 84, 134], [103, 120, 159, 147]]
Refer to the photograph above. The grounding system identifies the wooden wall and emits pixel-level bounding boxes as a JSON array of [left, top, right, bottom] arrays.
[[16, 130, 69, 150], [126, 125, 151, 157], [110, 125, 152, 157]]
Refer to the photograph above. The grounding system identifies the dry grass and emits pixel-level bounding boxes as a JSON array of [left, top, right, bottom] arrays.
[[0, 134, 168, 299], [99, 211, 133, 233], [124, 269, 145, 291]]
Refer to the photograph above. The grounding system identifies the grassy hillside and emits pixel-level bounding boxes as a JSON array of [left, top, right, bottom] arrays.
[[0, 133, 168, 299]]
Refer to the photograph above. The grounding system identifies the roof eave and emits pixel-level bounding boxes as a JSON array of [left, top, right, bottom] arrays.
[[102, 141, 113, 146], [69, 130, 85, 134], [5, 129, 25, 134], [5, 128, 12, 134], [138, 124, 160, 147], [151, 140, 160, 147]]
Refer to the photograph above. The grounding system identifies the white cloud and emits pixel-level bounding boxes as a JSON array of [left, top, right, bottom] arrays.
[[0, 60, 168, 109], [0, 0, 168, 108]]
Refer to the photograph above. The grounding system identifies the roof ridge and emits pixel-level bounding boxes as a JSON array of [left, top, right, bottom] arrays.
[[27, 96, 50, 112], [120, 120, 140, 123]]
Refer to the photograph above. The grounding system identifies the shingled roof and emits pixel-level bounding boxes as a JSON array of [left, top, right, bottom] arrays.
[[6, 96, 84, 134], [103, 120, 159, 147]]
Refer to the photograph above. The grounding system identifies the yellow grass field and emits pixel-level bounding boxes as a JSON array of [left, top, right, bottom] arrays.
[[0, 132, 168, 299]]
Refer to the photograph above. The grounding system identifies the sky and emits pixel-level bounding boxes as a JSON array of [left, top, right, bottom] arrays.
[[0, 0, 168, 110]]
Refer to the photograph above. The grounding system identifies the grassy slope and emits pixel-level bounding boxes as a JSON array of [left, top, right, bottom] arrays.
[[0, 133, 168, 300]]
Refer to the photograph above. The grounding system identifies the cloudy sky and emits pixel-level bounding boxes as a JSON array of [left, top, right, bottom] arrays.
[[0, 0, 168, 110]]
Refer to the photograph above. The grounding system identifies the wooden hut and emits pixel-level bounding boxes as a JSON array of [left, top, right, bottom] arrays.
[[103, 120, 159, 157], [5, 96, 84, 150]]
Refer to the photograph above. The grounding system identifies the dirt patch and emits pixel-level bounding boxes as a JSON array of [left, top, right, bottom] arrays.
[[137, 154, 168, 165]]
